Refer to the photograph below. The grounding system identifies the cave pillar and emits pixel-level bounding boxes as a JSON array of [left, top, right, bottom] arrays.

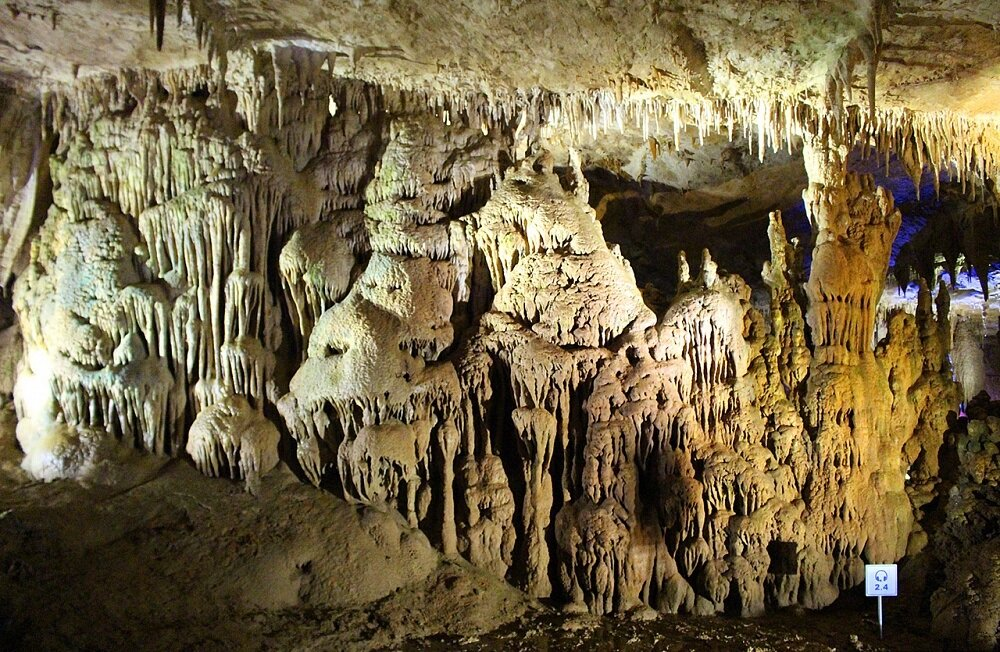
[[800, 124, 911, 580], [439, 422, 460, 556], [802, 128, 901, 366]]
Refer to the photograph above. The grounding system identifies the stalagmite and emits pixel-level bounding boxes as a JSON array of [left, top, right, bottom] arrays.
[[802, 126, 901, 366], [459, 453, 516, 579], [953, 314, 986, 405], [438, 423, 460, 555], [512, 407, 557, 598], [186, 394, 280, 494]]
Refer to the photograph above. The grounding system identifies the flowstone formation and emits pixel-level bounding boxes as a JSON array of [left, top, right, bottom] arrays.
[[0, 2, 999, 648], [452, 147, 956, 615], [802, 130, 900, 367], [186, 394, 279, 494], [462, 153, 656, 599], [8, 77, 963, 614]]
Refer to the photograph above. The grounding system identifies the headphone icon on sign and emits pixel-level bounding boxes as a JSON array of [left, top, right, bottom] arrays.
[[875, 570, 888, 582]]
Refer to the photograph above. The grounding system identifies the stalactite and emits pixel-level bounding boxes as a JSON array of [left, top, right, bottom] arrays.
[[13, 55, 383, 480], [149, 0, 167, 50], [279, 221, 356, 350], [186, 394, 279, 494]]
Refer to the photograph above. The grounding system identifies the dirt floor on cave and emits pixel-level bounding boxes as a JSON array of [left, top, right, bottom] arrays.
[[0, 422, 949, 652], [406, 596, 942, 652]]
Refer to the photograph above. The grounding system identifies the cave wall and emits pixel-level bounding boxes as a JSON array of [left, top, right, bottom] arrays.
[[931, 391, 1000, 648], [2, 55, 962, 617]]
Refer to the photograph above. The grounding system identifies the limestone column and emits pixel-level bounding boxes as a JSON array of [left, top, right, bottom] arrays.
[[512, 406, 557, 598], [802, 128, 901, 366], [799, 123, 907, 596]]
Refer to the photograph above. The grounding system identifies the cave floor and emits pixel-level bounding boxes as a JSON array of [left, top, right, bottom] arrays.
[[0, 438, 944, 652], [407, 594, 942, 652]]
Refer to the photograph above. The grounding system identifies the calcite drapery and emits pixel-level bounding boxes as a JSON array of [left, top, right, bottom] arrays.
[[462, 154, 654, 598], [457, 144, 956, 615], [0, 89, 45, 287], [186, 394, 279, 494]]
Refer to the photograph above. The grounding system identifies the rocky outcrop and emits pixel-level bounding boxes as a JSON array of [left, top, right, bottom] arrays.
[[930, 392, 1000, 650]]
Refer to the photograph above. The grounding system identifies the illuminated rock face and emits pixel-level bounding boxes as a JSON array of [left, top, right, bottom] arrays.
[[3, 63, 962, 618], [802, 130, 901, 367], [277, 113, 503, 540], [11, 55, 383, 482], [186, 394, 280, 494]]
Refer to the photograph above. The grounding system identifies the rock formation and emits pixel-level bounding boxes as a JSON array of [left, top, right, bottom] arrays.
[[277, 112, 504, 553], [186, 394, 279, 494], [11, 54, 381, 481], [0, 3, 997, 645], [929, 392, 1000, 650], [2, 65, 966, 617]]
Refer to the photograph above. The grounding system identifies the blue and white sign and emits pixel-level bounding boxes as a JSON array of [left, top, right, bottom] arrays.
[[865, 564, 898, 597]]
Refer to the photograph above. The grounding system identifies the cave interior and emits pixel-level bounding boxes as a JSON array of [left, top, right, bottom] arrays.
[[1, 1, 1000, 650]]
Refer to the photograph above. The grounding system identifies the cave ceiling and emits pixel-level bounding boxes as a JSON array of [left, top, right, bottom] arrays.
[[1, 0, 997, 119]]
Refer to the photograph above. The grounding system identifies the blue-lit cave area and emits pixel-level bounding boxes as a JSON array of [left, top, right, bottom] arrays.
[[0, 2, 999, 650]]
